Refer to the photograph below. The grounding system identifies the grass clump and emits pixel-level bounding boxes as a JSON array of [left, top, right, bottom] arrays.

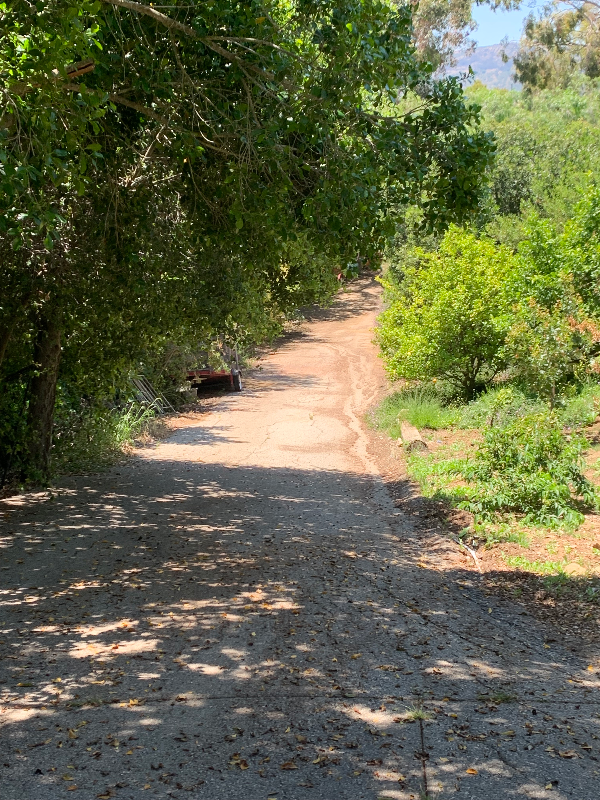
[[52, 402, 164, 473], [457, 386, 545, 429], [503, 555, 570, 575], [370, 386, 457, 437]]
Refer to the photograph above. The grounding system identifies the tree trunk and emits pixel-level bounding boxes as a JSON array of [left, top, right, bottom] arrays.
[[0, 321, 14, 369], [462, 375, 478, 402], [0, 290, 34, 370], [26, 313, 62, 479]]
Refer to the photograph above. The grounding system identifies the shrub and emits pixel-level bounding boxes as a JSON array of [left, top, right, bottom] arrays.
[[504, 292, 600, 406], [52, 402, 161, 474], [458, 383, 600, 430], [561, 382, 600, 427], [377, 226, 517, 399], [463, 412, 596, 525]]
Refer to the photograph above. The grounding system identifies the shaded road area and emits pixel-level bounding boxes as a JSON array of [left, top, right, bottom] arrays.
[[1, 278, 600, 799]]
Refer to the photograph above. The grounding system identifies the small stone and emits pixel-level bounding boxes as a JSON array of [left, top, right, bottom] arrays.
[[564, 563, 586, 577]]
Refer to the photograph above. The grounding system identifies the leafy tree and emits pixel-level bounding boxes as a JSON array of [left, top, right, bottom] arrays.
[[377, 226, 516, 398], [410, 0, 477, 68], [498, 188, 600, 406], [514, 0, 600, 90], [1, 0, 494, 479], [466, 82, 600, 246], [402, 0, 520, 71], [504, 297, 593, 407], [513, 186, 600, 315]]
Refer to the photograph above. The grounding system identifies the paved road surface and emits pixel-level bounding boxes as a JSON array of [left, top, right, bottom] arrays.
[[1, 278, 600, 800]]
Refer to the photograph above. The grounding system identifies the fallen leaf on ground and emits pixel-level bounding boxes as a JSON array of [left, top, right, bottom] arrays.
[[559, 750, 579, 758], [466, 768, 478, 775], [281, 761, 298, 770]]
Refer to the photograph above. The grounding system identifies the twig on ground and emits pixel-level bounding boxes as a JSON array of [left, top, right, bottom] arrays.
[[455, 538, 482, 573]]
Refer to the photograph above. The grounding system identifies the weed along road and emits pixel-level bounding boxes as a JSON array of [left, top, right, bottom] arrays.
[[1, 277, 600, 800]]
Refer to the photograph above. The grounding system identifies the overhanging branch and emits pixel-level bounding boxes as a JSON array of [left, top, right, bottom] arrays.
[[99, 0, 197, 37]]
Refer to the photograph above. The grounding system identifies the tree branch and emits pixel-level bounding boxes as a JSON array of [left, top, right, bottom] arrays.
[[98, 0, 197, 37]]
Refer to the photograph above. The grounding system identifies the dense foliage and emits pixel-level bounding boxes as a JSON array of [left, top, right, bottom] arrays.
[[378, 83, 600, 526], [463, 412, 595, 525], [469, 81, 600, 244], [377, 226, 516, 398], [0, 0, 493, 482], [514, 0, 600, 90]]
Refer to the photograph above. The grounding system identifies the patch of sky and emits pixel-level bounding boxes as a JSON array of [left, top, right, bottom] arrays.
[[472, 0, 543, 46]]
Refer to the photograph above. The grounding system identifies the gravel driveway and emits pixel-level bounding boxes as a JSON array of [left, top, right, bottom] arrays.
[[1, 277, 599, 800]]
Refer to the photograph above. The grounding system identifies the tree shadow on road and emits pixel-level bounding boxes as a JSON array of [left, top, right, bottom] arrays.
[[1, 462, 599, 799]]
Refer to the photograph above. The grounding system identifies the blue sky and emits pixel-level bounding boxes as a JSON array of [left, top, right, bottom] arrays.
[[472, 1, 542, 46]]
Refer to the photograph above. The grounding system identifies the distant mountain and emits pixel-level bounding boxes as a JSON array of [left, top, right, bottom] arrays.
[[447, 42, 520, 90]]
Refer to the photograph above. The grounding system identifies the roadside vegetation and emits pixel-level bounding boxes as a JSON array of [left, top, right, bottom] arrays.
[[374, 79, 600, 622], [1, 0, 495, 489]]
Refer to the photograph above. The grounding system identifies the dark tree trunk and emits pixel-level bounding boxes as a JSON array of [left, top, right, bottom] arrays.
[[0, 322, 13, 369], [0, 290, 34, 370], [26, 313, 62, 478], [462, 374, 477, 402]]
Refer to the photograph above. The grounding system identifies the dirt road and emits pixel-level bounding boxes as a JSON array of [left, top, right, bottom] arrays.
[[1, 278, 600, 800]]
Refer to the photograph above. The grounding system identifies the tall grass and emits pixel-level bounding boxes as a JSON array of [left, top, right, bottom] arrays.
[[369, 386, 458, 437], [52, 402, 166, 473], [560, 382, 600, 427], [372, 382, 600, 439], [456, 387, 545, 429]]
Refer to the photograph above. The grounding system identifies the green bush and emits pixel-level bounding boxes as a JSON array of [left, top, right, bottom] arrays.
[[463, 412, 596, 525], [377, 226, 517, 399], [457, 384, 600, 430], [504, 299, 583, 407], [52, 402, 160, 474], [467, 82, 600, 242]]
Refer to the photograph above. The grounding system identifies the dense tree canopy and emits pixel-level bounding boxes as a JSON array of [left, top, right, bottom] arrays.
[[0, 0, 493, 480], [464, 82, 600, 250], [514, 0, 600, 89]]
